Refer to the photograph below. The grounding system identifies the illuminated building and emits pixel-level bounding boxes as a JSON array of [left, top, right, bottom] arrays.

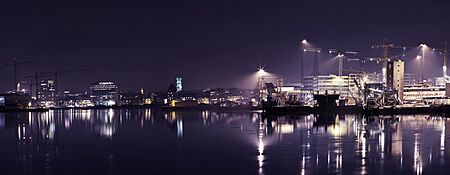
[[204, 88, 257, 106], [404, 73, 416, 85], [90, 81, 119, 106], [61, 91, 94, 107], [166, 83, 177, 103], [17, 80, 32, 96], [119, 91, 146, 106], [303, 75, 350, 96], [38, 79, 57, 106], [386, 60, 404, 100], [176, 77, 182, 92], [58, 91, 94, 107], [432, 77, 450, 87], [403, 84, 446, 101], [363, 72, 383, 84], [209, 88, 227, 104]]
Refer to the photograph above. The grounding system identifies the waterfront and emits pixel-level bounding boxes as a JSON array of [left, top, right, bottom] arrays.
[[1, 110, 450, 174]]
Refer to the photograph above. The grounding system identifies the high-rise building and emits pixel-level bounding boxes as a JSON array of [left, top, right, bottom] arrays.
[[90, 81, 119, 106], [176, 77, 182, 92], [387, 60, 404, 100], [38, 79, 57, 104]]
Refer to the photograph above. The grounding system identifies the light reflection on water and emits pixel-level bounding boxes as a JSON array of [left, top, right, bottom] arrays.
[[0, 110, 450, 174]]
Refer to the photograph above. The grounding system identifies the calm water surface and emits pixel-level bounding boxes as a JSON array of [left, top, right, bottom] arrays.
[[1, 109, 450, 174]]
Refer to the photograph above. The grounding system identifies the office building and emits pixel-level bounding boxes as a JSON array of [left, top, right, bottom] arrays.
[[38, 79, 57, 106], [176, 77, 182, 92], [90, 81, 119, 106]]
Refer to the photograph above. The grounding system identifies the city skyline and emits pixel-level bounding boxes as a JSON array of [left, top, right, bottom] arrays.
[[1, 0, 449, 92], [2, 1, 450, 175]]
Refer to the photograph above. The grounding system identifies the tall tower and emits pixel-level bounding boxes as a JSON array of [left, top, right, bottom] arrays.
[[387, 60, 404, 100], [176, 77, 182, 92]]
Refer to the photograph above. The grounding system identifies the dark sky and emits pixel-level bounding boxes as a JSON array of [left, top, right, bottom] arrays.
[[0, 0, 449, 92]]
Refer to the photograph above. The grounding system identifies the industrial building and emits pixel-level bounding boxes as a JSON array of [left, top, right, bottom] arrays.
[[403, 84, 446, 101], [303, 74, 350, 96], [404, 73, 416, 85], [386, 60, 404, 100]]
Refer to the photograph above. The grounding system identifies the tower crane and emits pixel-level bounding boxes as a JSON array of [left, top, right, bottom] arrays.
[[39, 68, 91, 95], [371, 39, 404, 85], [428, 42, 448, 81], [1, 58, 38, 92], [25, 68, 90, 100], [370, 38, 422, 85]]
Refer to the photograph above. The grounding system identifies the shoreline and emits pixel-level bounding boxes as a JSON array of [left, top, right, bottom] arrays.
[[2, 105, 450, 116]]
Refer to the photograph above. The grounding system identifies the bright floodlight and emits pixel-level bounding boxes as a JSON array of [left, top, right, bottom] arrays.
[[258, 68, 266, 74], [301, 39, 308, 44], [416, 55, 421, 60], [420, 44, 428, 49], [256, 67, 270, 77]]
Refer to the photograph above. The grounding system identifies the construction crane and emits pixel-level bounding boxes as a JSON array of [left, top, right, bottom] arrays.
[[24, 71, 56, 100], [328, 49, 359, 77], [1, 58, 38, 92], [371, 38, 420, 84], [36, 68, 91, 98], [428, 42, 448, 81], [371, 39, 402, 85]]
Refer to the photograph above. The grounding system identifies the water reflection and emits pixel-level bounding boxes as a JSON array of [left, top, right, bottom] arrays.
[[258, 114, 450, 174], [1, 110, 450, 174]]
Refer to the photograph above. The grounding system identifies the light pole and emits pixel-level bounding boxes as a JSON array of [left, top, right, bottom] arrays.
[[300, 39, 308, 85], [428, 42, 448, 81], [420, 44, 427, 83], [337, 54, 344, 77], [444, 42, 448, 79], [416, 55, 422, 83], [300, 39, 322, 84], [337, 54, 344, 94]]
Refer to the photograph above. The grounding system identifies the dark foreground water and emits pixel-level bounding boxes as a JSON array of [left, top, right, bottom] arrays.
[[1, 110, 450, 175]]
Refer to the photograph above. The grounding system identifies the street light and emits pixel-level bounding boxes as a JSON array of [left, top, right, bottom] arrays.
[[257, 67, 266, 76], [300, 40, 307, 84], [300, 39, 320, 84], [337, 54, 344, 77], [336, 53, 345, 94], [420, 44, 428, 83], [301, 39, 308, 45], [416, 55, 422, 83]]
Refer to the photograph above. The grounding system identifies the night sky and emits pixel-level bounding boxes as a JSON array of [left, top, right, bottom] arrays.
[[0, 0, 449, 92]]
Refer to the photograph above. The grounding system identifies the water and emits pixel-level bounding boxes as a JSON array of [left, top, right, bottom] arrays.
[[0, 109, 450, 175]]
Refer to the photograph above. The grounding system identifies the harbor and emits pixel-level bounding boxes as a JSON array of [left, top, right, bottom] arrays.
[[2, 109, 450, 175], [1, 0, 450, 174]]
